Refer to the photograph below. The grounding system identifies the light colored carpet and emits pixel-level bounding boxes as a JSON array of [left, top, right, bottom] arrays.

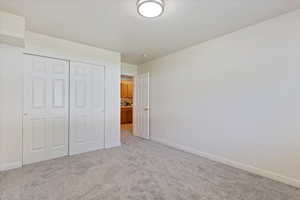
[[0, 132, 299, 200]]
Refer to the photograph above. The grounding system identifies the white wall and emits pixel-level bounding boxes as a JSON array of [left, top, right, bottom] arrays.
[[140, 10, 300, 188], [25, 31, 120, 65], [0, 45, 3, 170], [121, 63, 138, 75], [0, 45, 24, 170], [0, 11, 25, 47]]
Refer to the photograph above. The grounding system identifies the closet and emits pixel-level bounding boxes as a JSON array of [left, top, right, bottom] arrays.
[[23, 54, 106, 164]]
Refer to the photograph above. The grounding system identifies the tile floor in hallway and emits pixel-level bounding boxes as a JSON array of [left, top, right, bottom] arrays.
[[0, 131, 300, 200], [121, 123, 133, 134]]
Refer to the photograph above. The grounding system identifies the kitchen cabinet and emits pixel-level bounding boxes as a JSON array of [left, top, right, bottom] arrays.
[[121, 82, 128, 98], [127, 82, 133, 98], [127, 108, 133, 123], [121, 81, 133, 98], [121, 107, 133, 124], [121, 108, 127, 124]]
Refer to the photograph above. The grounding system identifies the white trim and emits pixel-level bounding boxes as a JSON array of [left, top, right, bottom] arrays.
[[146, 72, 150, 140], [152, 137, 300, 189], [106, 141, 121, 149], [133, 75, 137, 137], [0, 161, 22, 171], [120, 74, 138, 137], [0, 34, 25, 47], [121, 72, 137, 76], [23, 49, 115, 68]]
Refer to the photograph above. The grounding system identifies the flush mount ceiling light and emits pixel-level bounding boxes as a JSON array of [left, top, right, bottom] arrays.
[[137, 0, 165, 18]]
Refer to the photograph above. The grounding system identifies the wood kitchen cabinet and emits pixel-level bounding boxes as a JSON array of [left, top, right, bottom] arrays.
[[127, 82, 133, 98], [127, 108, 133, 123], [121, 108, 127, 124], [121, 82, 128, 98], [121, 81, 133, 98], [121, 107, 133, 124], [121, 79, 133, 124]]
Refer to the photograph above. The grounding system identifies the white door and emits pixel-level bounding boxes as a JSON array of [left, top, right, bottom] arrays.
[[23, 55, 69, 165], [70, 62, 105, 155], [135, 73, 150, 139]]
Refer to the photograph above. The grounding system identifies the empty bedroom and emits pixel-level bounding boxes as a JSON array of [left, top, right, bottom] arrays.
[[0, 0, 300, 199]]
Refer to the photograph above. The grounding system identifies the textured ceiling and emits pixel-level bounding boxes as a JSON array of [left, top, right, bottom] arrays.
[[0, 0, 300, 64]]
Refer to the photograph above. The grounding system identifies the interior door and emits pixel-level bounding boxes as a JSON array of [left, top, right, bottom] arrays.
[[70, 62, 105, 155], [135, 73, 150, 139], [23, 55, 69, 165]]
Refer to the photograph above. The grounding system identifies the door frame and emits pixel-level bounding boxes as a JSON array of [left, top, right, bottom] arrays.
[[120, 72, 138, 137], [120, 72, 150, 139]]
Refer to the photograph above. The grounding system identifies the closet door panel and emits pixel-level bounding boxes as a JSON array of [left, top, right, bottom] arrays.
[[70, 62, 105, 155], [23, 55, 69, 165]]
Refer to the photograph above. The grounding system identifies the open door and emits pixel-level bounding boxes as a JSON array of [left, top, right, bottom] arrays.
[[135, 73, 150, 139]]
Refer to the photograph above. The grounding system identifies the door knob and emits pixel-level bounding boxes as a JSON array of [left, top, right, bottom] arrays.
[[144, 108, 149, 111], [24, 113, 28, 116]]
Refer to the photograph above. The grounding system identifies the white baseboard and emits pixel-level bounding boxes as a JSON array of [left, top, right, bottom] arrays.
[[152, 137, 300, 189], [106, 141, 121, 149], [0, 161, 22, 172]]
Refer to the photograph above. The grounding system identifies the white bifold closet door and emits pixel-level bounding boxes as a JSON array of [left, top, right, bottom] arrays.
[[23, 55, 69, 165], [69, 62, 105, 155]]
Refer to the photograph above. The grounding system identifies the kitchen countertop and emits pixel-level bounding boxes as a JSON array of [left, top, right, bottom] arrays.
[[121, 106, 133, 108]]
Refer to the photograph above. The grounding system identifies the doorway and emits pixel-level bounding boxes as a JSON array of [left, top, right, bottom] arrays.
[[120, 73, 150, 141], [121, 75, 134, 138]]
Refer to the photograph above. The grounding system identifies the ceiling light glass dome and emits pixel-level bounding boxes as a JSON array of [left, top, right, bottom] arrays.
[[137, 0, 165, 18]]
